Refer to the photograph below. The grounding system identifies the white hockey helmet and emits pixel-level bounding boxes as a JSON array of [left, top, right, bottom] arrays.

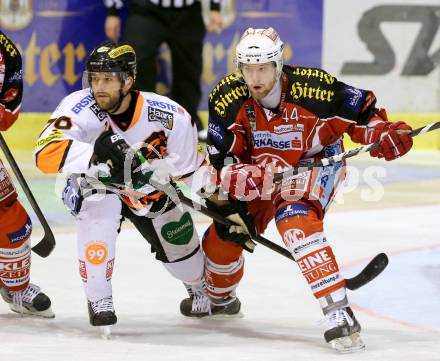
[[235, 27, 284, 77]]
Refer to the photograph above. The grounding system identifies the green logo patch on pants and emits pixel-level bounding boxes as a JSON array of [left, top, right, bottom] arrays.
[[161, 212, 194, 245]]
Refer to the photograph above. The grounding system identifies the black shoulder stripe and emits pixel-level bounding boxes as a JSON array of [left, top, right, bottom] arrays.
[[59, 139, 73, 171]]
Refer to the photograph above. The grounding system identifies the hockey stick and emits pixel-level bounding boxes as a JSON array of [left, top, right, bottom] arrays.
[[149, 180, 389, 291], [273, 121, 440, 182], [0, 134, 55, 257], [79, 175, 387, 291], [345, 253, 388, 290]]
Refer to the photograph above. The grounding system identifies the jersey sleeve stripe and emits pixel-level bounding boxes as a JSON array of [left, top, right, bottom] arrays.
[[58, 139, 73, 171], [127, 92, 144, 130], [35, 139, 72, 174], [38, 120, 54, 138]]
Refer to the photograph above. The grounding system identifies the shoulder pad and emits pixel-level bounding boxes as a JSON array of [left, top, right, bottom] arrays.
[[283, 65, 343, 118], [54, 89, 92, 111], [0, 31, 20, 59], [53, 89, 105, 120], [142, 92, 188, 130], [143, 92, 187, 115], [208, 73, 249, 124], [283, 65, 374, 122]]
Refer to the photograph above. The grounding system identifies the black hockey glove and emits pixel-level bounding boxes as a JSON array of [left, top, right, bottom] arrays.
[[93, 130, 152, 187], [205, 199, 257, 253]]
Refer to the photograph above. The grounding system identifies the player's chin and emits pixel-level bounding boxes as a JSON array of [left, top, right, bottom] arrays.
[[95, 99, 112, 111], [250, 89, 266, 100]]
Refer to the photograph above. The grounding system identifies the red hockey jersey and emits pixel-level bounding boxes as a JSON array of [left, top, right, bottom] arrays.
[[207, 65, 387, 171]]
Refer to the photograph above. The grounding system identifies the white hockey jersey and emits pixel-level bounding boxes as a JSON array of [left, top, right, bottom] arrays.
[[34, 89, 206, 201]]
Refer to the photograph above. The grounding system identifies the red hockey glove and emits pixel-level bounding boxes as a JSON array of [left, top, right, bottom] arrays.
[[218, 163, 274, 201], [0, 103, 18, 131], [368, 121, 413, 161]]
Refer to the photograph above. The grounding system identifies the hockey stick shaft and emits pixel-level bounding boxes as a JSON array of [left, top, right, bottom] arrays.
[[0, 134, 55, 257], [273, 121, 440, 182], [84, 176, 386, 290], [149, 182, 387, 290]]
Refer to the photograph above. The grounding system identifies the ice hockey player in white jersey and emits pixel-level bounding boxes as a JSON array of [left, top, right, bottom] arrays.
[[34, 42, 208, 330]]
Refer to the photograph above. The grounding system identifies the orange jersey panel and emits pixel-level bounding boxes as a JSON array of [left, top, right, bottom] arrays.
[[35, 139, 72, 174]]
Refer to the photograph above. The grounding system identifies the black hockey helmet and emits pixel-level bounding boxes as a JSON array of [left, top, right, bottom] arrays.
[[86, 41, 137, 78], [85, 42, 137, 113]]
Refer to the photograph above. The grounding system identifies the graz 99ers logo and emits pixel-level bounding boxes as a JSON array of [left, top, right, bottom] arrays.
[[85, 241, 108, 265]]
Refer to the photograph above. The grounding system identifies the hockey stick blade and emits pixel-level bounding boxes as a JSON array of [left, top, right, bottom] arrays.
[[344, 253, 389, 291], [30, 232, 56, 258]]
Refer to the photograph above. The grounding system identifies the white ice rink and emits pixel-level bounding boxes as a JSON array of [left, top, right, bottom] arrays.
[[1, 154, 439, 361]]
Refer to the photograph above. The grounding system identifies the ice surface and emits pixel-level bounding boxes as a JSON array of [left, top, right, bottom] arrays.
[[1, 154, 440, 360]]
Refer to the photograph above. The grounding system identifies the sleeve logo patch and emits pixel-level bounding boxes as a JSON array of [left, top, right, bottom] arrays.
[[7, 216, 32, 244], [148, 107, 174, 130]]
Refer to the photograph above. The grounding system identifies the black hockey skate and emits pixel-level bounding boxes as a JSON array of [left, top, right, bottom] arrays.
[[180, 293, 241, 317], [0, 283, 54, 318], [323, 306, 365, 353], [88, 296, 117, 326]]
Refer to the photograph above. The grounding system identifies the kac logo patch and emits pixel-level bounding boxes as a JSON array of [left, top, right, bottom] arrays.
[[283, 228, 306, 246]]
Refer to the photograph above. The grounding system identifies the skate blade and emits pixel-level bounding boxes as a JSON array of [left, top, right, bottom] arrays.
[[206, 311, 244, 319], [329, 332, 365, 353], [9, 305, 55, 319], [100, 326, 112, 339], [183, 311, 244, 319]]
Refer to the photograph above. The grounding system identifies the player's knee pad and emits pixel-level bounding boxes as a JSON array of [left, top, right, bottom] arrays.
[[275, 201, 344, 299], [202, 224, 244, 264], [127, 201, 201, 263], [275, 201, 324, 255], [162, 247, 204, 284], [151, 205, 201, 263], [202, 225, 244, 298], [0, 200, 32, 291]]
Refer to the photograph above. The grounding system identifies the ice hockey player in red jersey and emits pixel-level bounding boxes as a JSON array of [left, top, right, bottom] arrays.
[[179, 27, 413, 352], [0, 30, 53, 318]]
